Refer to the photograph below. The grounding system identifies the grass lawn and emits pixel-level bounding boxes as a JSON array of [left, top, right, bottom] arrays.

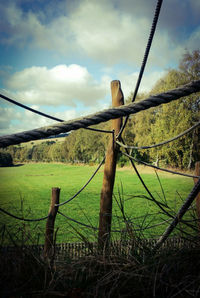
[[0, 163, 195, 244]]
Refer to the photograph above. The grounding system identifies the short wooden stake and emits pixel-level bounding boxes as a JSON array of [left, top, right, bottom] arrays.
[[44, 187, 60, 260], [98, 80, 124, 250], [194, 162, 200, 234]]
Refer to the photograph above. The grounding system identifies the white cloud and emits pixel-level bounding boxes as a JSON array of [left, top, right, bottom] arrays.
[[5, 64, 109, 106], [0, 103, 78, 135], [1, 0, 197, 68]]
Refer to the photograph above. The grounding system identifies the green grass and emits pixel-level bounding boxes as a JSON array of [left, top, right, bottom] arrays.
[[0, 163, 195, 244]]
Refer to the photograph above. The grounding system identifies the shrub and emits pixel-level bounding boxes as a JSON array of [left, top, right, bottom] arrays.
[[0, 151, 13, 167]]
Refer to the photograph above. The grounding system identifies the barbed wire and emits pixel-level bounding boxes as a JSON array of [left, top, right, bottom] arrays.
[[0, 93, 113, 135], [121, 151, 200, 178], [0, 207, 49, 222], [0, 80, 199, 148], [118, 0, 163, 138], [55, 157, 105, 207], [117, 120, 200, 150]]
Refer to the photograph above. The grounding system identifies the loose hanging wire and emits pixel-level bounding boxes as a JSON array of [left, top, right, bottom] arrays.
[[0, 207, 49, 222], [0, 93, 113, 134], [116, 120, 200, 150], [121, 151, 200, 179], [55, 156, 105, 207], [117, 0, 163, 139]]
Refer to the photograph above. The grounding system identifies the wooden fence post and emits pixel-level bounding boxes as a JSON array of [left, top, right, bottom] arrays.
[[44, 187, 60, 260], [194, 162, 200, 234], [98, 80, 124, 250]]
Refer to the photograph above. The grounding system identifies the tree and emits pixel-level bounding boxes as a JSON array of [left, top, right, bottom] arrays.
[[123, 50, 200, 168], [0, 151, 13, 166]]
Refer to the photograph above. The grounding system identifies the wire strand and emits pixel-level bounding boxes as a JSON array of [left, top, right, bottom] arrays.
[[153, 178, 200, 251], [117, 120, 200, 150], [118, 0, 163, 138], [55, 157, 105, 207], [0, 207, 49, 222], [58, 210, 173, 233], [121, 151, 200, 178], [1, 80, 199, 148], [0, 93, 113, 134]]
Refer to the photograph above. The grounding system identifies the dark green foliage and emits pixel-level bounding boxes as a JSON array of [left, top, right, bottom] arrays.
[[0, 151, 13, 167]]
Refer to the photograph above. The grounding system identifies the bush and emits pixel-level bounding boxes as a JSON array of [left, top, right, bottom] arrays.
[[0, 151, 13, 167]]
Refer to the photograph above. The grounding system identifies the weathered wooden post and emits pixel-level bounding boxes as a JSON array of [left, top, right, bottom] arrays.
[[194, 162, 200, 234], [98, 80, 124, 250], [44, 187, 60, 260]]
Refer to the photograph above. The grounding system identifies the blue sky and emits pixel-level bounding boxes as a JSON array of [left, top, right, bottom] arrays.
[[0, 0, 199, 136]]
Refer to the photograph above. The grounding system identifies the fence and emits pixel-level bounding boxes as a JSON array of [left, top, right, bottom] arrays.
[[0, 0, 200, 258], [2, 237, 200, 261]]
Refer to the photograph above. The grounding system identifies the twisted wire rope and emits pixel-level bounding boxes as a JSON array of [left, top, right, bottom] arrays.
[[153, 178, 200, 250], [55, 157, 105, 207], [117, 120, 200, 150], [0, 207, 49, 222], [0, 1, 163, 140], [121, 151, 200, 179], [118, 0, 163, 138], [0, 0, 198, 243], [0, 93, 113, 135], [0, 80, 199, 148]]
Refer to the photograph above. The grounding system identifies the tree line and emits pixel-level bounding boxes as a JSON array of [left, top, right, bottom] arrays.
[[1, 50, 199, 169]]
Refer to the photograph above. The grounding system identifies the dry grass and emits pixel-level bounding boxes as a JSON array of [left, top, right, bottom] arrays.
[[1, 242, 200, 297]]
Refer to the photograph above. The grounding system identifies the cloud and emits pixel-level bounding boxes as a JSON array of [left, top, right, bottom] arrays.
[[0, 102, 78, 135], [1, 0, 198, 69], [119, 70, 166, 98], [5, 64, 109, 106]]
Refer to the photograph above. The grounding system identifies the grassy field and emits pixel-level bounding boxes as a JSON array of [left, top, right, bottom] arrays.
[[0, 163, 196, 244]]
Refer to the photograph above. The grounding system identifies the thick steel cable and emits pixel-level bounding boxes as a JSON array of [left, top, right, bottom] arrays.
[[153, 178, 200, 251], [117, 120, 200, 150], [55, 157, 105, 207], [0, 80, 199, 148], [117, 0, 163, 138], [121, 151, 200, 179], [0, 207, 49, 222], [0, 93, 113, 134]]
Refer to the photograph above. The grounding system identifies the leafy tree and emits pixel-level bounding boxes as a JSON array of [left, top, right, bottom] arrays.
[[123, 50, 200, 168]]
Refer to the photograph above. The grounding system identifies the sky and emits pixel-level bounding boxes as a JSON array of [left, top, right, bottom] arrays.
[[0, 0, 199, 136]]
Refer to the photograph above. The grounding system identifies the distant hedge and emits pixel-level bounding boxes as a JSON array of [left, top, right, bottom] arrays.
[[0, 151, 13, 167]]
